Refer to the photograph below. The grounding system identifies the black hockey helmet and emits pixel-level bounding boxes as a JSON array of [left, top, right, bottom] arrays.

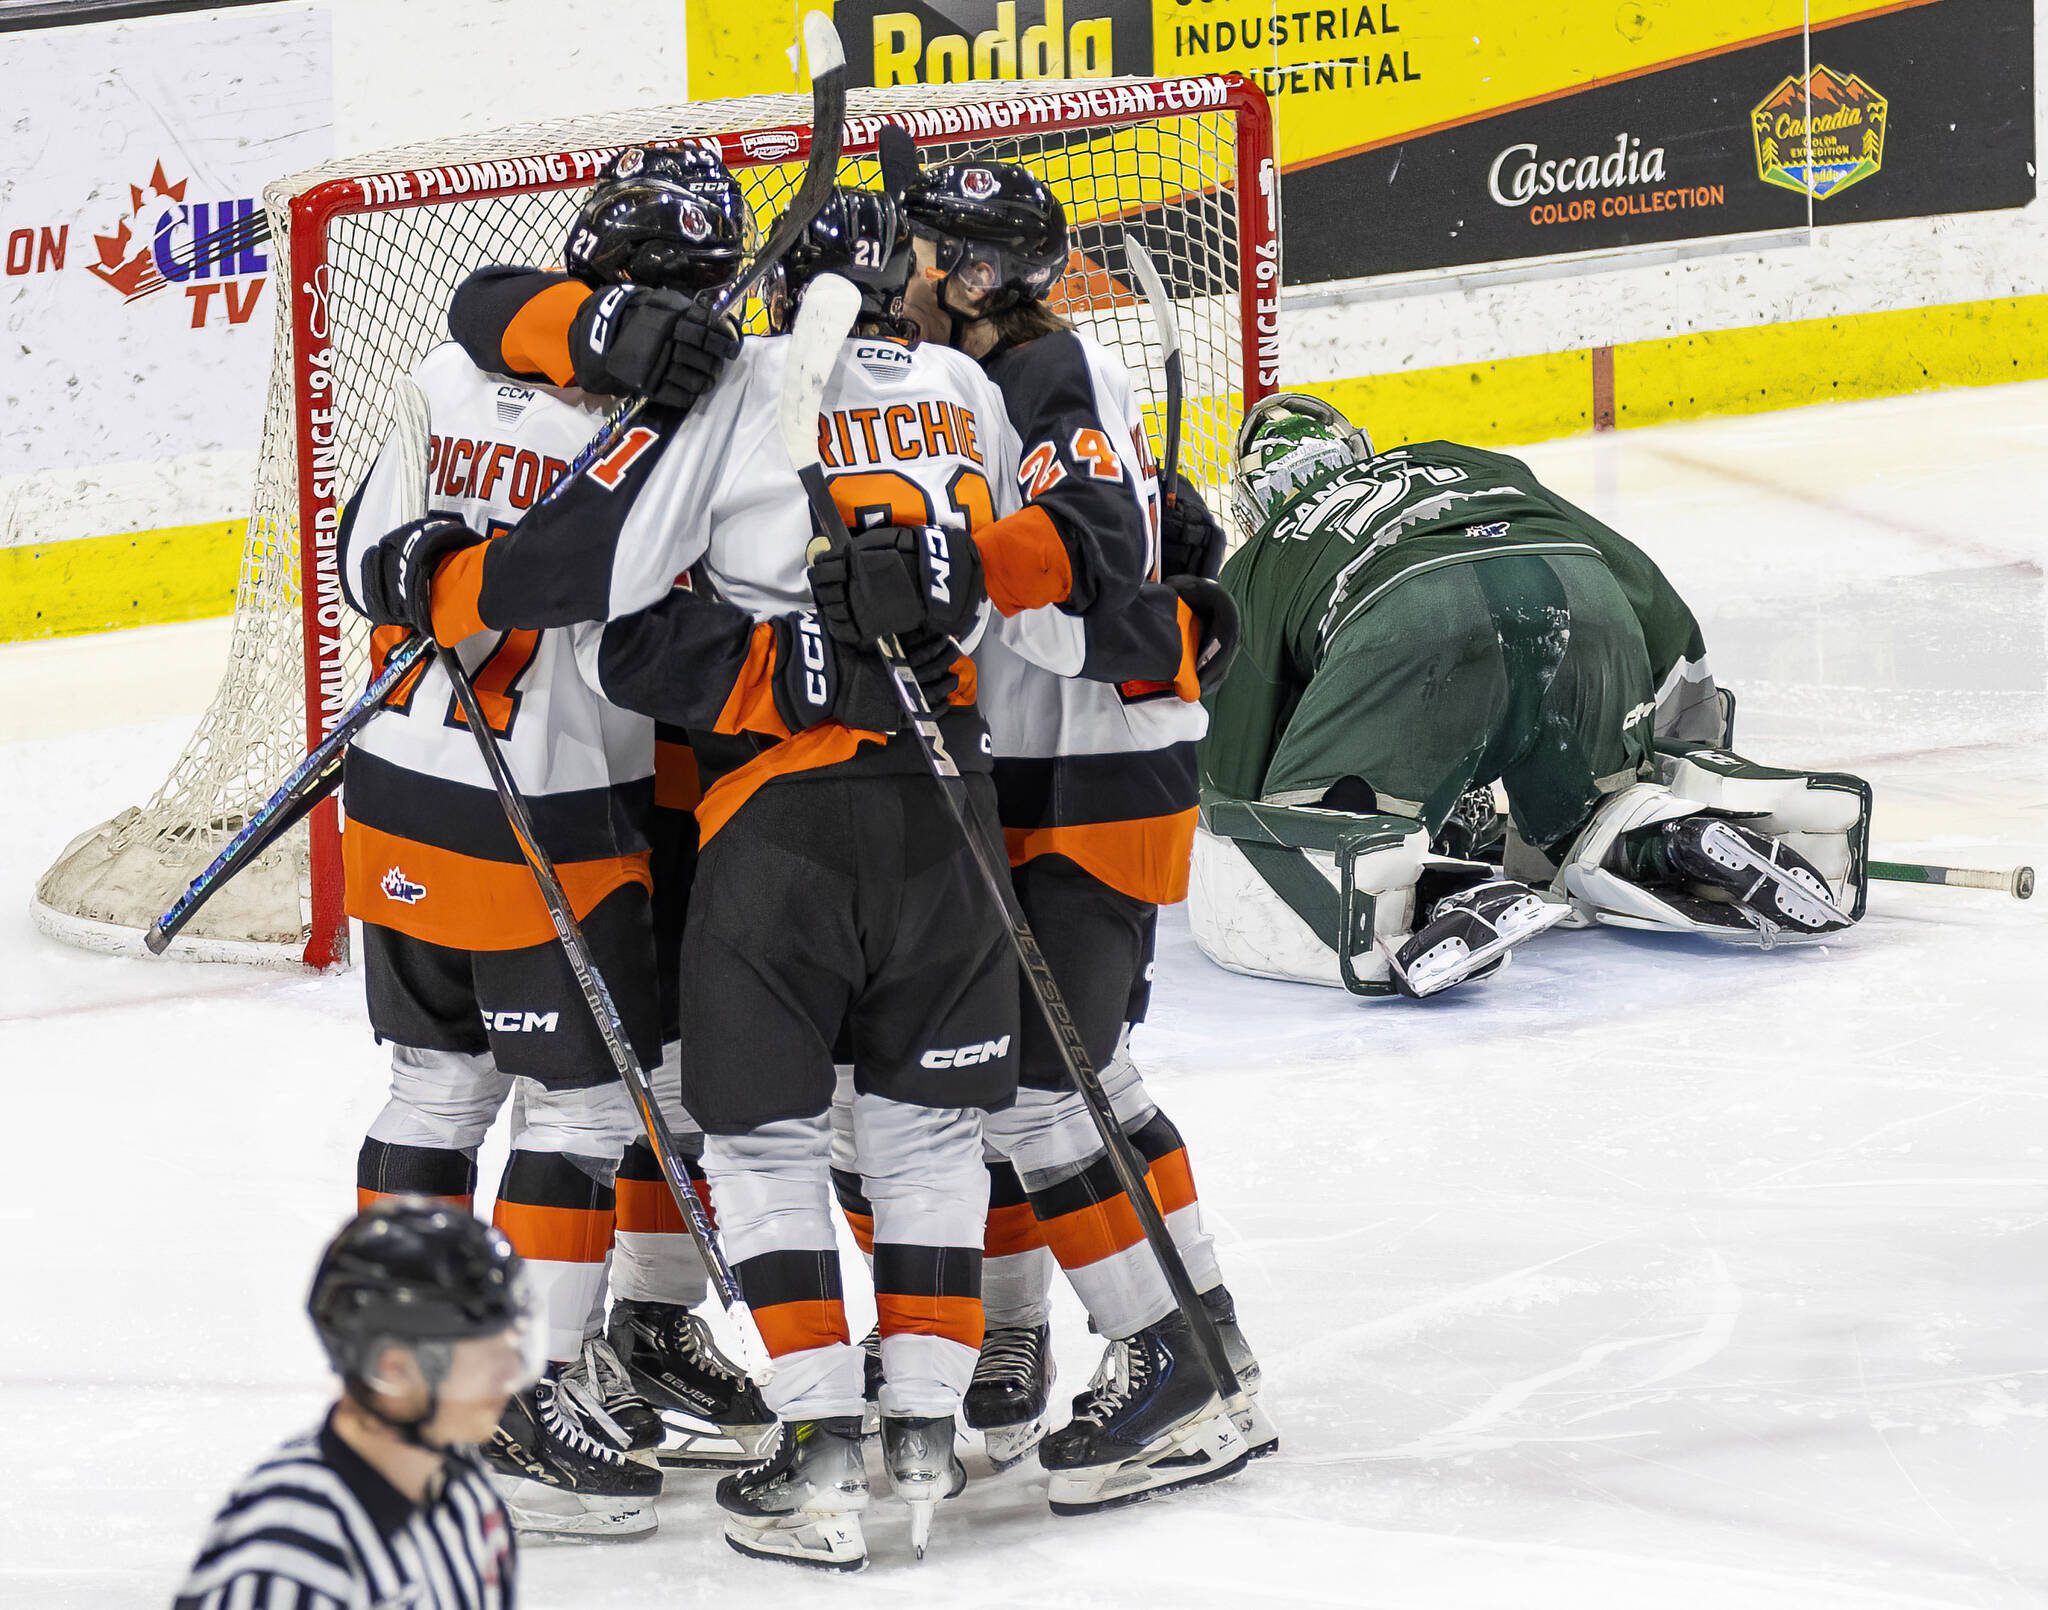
[[565, 144, 753, 295], [901, 160, 1068, 313], [764, 186, 915, 335], [308, 1199, 541, 1438]]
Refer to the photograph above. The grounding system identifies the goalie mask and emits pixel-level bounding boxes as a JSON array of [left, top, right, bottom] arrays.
[[1231, 392, 1375, 538], [565, 145, 753, 295]]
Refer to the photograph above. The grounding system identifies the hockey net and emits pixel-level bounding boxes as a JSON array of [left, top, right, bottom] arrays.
[[32, 75, 1277, 969]]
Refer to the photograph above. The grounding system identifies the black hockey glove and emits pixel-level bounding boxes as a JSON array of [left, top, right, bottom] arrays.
[[569, 284, 742, 410], [806, 524, 985, 646], [1158, 480, 1229, 581], [1165, 574, 1240, 694], [356, 514, 487, 636], [768, 615, 960, 734]]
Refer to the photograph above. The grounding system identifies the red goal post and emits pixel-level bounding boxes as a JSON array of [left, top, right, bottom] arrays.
[[33, 75, 1276, 970]]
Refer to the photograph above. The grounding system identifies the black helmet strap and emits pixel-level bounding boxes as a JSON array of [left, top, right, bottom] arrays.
[[341, 1338, 457, 1452]]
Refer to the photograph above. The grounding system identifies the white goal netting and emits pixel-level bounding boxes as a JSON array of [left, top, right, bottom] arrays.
[[32, 75, 1275, 967]]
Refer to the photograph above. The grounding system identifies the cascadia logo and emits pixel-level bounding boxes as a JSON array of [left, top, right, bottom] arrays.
[[1488, 135, 1668, 207], [380, 866, 427, 905], [921, 1035, 1012, 1069], [1752, 65, 1887, 201]]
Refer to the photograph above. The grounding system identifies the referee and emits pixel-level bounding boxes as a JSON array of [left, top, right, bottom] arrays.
[[173, 1200, 544, 1608]]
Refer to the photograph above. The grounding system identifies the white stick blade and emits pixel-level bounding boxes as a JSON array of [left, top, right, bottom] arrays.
[[802, 10, 845, 81], [1123, 231, 1181, 361], [778, 272, 863, 472], [389, 376, 432, 522]]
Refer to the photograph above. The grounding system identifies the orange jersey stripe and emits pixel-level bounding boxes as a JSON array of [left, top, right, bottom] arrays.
[[654, 739, 702, 812], [429, 542, 492, 646], [613, 1176, 687, 1237], [1117, 599, 1206, 704], [493, 1199, 614, 1264], [984, 1201, 1048, 1259], [343, 821, 650, 951], [976, 504, 1073, 616], [1146, 1148, 1199, 1218], [500, 280, 590, 389], [753, 1298, 849, 1359], [1040, 1192, 1151, 1271], [692, 725, 887, 846], [357, 1187, 473, 1214], [1002, 807, 1198, 907], [875, 1292, 986, 1352], [844, 1210, 876, 1258]]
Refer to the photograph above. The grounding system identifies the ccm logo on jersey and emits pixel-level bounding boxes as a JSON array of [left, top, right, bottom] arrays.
[[482, 1010, 560, 1033], [380, 867, 427, 905], [920, 1035, 1012, 1069]]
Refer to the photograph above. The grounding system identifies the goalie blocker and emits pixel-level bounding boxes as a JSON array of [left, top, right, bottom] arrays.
[[1189, 744, 1871, 997]]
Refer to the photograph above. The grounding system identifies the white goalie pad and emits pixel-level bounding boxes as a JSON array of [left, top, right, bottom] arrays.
[[1188, 805, 1429, 996], [1554, 746, 1872, 944]]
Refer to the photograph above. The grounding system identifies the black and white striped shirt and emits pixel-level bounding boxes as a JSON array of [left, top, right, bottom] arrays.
[[173, 1409, 517, 1609]]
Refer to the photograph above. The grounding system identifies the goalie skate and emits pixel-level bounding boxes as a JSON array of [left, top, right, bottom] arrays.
[[965, 1322, 1053, 1470], [1387, 877, 1569, 998], [719, 1417, 870, 1572], [606, 1298, 776, 1468], [1040, 1314, 1249, 1516], [1661, 817, 1851, 938]]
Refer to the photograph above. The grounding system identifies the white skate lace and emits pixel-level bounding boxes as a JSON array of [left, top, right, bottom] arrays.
[[675, 1313, 745, 1384], [1073, 1339, 1146, 1426], [547, 1373, 631, 1463], [972, 1327, 1043, 1389]]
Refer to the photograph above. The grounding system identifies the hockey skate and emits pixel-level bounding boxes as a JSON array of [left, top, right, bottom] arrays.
[[484, 1372, 661, 1541], [1659, 817, 1850, 938], [1202, 1286, 1278, 1458], [965, 1322, 1054, 1470], [717, 1417, 870, 1571], [607, 1297, 776, 1467], [562, 1333, 662, 1454], [1039, 1313, 1249, 1516], [1388, 877, 1568, 998], [881, 1413, 968, 1560]]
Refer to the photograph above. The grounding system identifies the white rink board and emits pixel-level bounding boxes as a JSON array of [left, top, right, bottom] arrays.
[[1, 387, 2044, 1607]]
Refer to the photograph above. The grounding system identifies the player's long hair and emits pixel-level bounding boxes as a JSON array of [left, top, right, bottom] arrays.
[[989, 298, 1069, 346]]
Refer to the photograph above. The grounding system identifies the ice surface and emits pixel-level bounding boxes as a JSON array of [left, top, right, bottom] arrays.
[[2, 385, 2043, 1608]]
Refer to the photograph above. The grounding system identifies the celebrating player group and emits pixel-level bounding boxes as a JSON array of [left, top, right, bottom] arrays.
[[322, 127, 1869, 1574]]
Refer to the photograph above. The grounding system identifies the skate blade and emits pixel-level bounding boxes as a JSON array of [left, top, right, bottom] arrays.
[[489, 1476, 659, 1543], [724, 1511, 867, 1572], [980, 1417, 1050, 1471], [652, 1415, 782, 1469], [1047, 1410, 1249, 1517], [1231, 1398, 1281, 1459], [1394, 898, 1571, 998], [1699, 822, 1849, 931]]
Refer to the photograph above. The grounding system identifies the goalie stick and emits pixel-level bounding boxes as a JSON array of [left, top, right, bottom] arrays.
[[146, 13, 849, 961], [784, 273, 1248, 1415], [1869, 859, 2035, 900]]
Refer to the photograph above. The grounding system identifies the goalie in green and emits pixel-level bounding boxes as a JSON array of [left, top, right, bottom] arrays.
[[1191, 394, 1870, 998]]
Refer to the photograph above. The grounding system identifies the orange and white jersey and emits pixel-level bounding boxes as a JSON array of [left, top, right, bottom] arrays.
[[431, 331, 1019, 845], [974, 330, 1208, 908], [337, 342, 654, 952]]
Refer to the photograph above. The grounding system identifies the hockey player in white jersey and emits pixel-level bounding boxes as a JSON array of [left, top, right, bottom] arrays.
[[341, 146, 770, 1540], [839, 159, 1272, 1510], [386, 187, 1027, 1569]]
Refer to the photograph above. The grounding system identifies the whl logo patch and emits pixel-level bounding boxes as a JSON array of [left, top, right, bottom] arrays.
[[380, 867, 427, 905]]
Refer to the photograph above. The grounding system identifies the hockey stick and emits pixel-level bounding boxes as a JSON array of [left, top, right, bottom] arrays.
[[1122, 232, 1183, 503], [785, 275, 1247, 1414], [877, 123, 920, 195], [145, 636, 432, 954], [380, 378, 768, 1384], [146, 19, 849, 960], [1869, 859, 2035, 900]]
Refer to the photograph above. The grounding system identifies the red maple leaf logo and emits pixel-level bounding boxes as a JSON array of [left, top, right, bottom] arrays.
[[88, 159, 187, 300]]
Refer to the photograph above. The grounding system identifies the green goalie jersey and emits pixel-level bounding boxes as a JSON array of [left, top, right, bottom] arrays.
[[1202, 439, 1723, 804]]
